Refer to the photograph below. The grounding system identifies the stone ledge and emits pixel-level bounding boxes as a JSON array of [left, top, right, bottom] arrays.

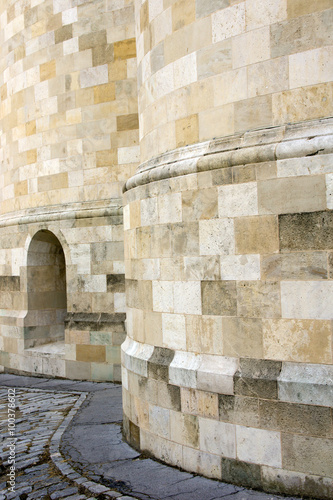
[[121, 339, 333, 404], [123, 118, 333, 192], [0, 199, 123, 229]]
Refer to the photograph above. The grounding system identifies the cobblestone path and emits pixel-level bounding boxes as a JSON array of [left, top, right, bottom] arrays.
[[0, 388, 112, 500]]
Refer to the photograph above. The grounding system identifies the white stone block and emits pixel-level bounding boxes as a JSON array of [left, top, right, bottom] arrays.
[[158, 193, 182, 224], [34, 81, 49, 101], [153, 7, 172, 45], [62, 7, 77, 25], [277, 154, 333, 178], [236, 425, 282, 468], [149, 0, 163, 21], [141, 197, 158, 226], [281, 281, 333, 320], [212, 3, 245, 42], [123, 204, 130, 231], [278, 362, 333, 407], [169, 351, 201, 388], [199, 418, 236, 458], [118, 146, 140, 164], [162, 313, 186, 350], [141, 259, 160, 280], [221, 254, 260, 280], [197, 355, 239, 395], [70, 244, 90, 274], [199, 218, 234, 255], [152, 280, 174, 313], [80, 65, 108, 89], [174, 281, 202, 315], [149, 405, 170, 439], [218, 182, 258, 217], [63, 37, 79, 55], [114, 292, 126, 312], [83, 275, 107, 293], [173, 53, 197, 90]]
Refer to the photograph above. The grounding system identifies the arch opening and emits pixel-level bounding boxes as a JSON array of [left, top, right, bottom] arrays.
[[24, 230, 67, 349]]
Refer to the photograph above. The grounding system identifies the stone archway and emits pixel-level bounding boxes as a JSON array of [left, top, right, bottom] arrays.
[[24, 230, 67, 349]]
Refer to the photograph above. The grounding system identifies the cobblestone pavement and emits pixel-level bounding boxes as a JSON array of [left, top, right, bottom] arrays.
[[0, 374, 299, 500]]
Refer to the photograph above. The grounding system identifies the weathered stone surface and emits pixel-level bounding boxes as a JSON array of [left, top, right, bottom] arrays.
[[279, 211, 333, 251]]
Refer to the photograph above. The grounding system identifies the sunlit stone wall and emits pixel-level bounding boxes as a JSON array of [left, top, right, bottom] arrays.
[[122, 1, 333, 497], [0, 0, 138, 380]]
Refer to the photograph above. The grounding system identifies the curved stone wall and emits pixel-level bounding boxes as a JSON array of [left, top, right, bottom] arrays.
[[122, 0, 333, 497], [0, 0, 137, 380], [136, 0, 333, 162]]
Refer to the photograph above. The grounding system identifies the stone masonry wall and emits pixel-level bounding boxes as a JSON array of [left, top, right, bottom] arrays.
[[122, 0, 333, 497], [135, 0, 333, 162], [0, 0, 138, 380]]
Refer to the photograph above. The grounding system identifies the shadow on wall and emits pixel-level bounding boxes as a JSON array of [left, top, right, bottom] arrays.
[[24, 230, 67, 349]]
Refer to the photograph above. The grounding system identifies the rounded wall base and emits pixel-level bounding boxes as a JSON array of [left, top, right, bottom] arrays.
[[122, 339, 333, 499]]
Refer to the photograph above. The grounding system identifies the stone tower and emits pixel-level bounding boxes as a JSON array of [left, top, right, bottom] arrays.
[[121, 0, 333, 498], [1, 0, 333, 497]]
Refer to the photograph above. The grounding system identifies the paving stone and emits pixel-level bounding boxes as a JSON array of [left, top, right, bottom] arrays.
[[0, 374, 295, 500]]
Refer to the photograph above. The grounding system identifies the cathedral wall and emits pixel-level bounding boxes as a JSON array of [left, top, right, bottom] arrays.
[[122, 0, 333, 497], [0, 0, 137, 380]]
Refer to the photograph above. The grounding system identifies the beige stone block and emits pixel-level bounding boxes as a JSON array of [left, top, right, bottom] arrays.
[[182, 446, 221, 479], [287, 0, 333, 18], [223, 317, 263, 359], [246, 0, 287, 29], [114, 38, 136, 60], [199, 218, 234, 256], [181, 388, 219, 419], [140, 429, 182, 468], [248, 57, 289, 97], [199, 417, 236, 458], [258, 175, 326, 215], [175, 114, 199, 148], [141, 197, 158, 226], [197, 39, 232, 80], [149, 404, 170, 439], [289, 46, 333, 89], [94, 83, 116, 103], [219, 182, 258, 217], [182, 188, 218, 221], [271, 10, 332, 58], [281, 281, 333, 320], [170, 410, 199, 448], [199, 104, 234, 141], [80, 64, 108, 89], [261, 252, 328, 281], [281, 433, 333, 477], [273, 83, 333, 125], [212, 3, 245, 42], [158, 193, 182, 224], [40, 60, 56, 81], [263, 319, 332, 364], [144, 311, 163, 347], [162, 313, 186, 350], [184, 256, 220, 281], [237, 280, 281, 318], [160, 257, 185, 280], [236, 425, 282, 467], [214, 67, 247, 106], [188, 79, 215, 115], [76, 344, 106, 363], [233, 27, 270, 68], [186, 315, 223, 355], [172, 0, 195, 31], [234, 95, 272, 133], [235, 215, 278, 254]]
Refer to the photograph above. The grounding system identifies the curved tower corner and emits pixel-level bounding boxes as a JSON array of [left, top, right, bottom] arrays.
[[0, 0, 138, 381], [122, 0, 333, 497]]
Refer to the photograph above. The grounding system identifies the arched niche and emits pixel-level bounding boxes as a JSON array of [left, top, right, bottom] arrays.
[[24, 230, 67, 348]]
